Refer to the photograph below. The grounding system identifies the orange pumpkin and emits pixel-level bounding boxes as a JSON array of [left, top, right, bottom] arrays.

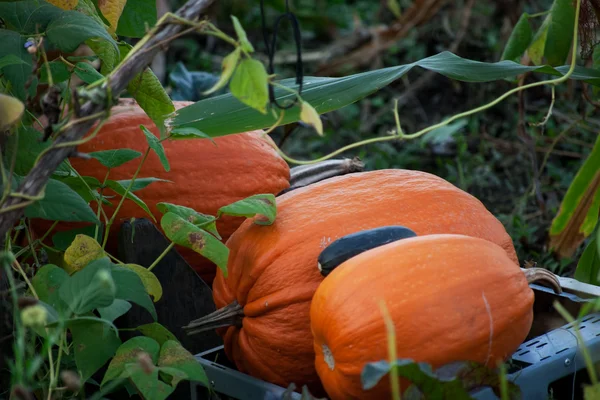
[[310, 234, 534, 400], [204, 169, 519, 391], [30, 100, 290, 284]]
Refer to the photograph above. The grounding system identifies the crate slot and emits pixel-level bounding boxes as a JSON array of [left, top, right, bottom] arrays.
[[518, 350, 530, 356], [536, 342, 548, 349], [526, 341, 540, 347], [540, 355, 551, 361], [555, 348, 569, 354]]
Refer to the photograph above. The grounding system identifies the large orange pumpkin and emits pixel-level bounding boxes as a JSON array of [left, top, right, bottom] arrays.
[[310, 234, 534, 400], [30, 100, 290, 284], [204, 169, 519, 391]]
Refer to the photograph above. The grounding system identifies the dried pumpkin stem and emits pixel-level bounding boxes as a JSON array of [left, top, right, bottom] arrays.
[[521, 267, 562, 294], [278, 157, 365, 195], [183, 301, 244, 335]]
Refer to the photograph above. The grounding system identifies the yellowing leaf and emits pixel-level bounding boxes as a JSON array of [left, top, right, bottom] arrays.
[[527, 15, 550, 65], [203, 48, 241, 95], [300, 101, 323, 135], [121, 264, 163, 302], [63, 234, 105, 274], [0, 93, 25, 131], [45, 0, 79, 10], [98, 0, 127, 34]]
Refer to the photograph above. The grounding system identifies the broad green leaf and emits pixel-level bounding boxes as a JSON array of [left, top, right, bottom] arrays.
[[166, 51, 600, 137], [218, 194, 277, 225], [500, 13, 533, 62], [168, 127, 215, 143], [141, 125, 170, 171], [46, 10, 118, 53], [101, 336, 160, 386], [204, 48, 241, 95], [117, 177, 171, 192], [528, 15, 550, 65], [157, 340, 209, 387], [63, 234, 105, 274], [121, 264, 163, 302], [87, 37, 119, 74], [60, 175, 103, 204], [111, 264, 157, 320], [24, 178, 100, 224], [231, 16, 254, 53], [156, 202, 220, 238], [0, 93, 24, 131], [105, 179, 156, 222], [0, 55, 27, 70], [70, 319, 121, 381], [118, 42, 175, 137], [135, 322, 179, 346], [53, 226, 103, 252], [98, 299, 132, 322], [300, 101, 323, 136], [126, 364, 174, 400], [0, 0, 63, 34], [39, 60, 71, 84], [74, 61, 104, 84], [116, 0, 157, 38], [229, 58, 269, 114], [160, 212, 229, 275], [550, 134, 600, 257], [544, 0, 576, 66], [31, 264, 69, 310], [157, 366, 188, 388], [0, 29, 33, 100], [574, 236, 600, 285], [90, 149, 142, 169], [59, 257, 115, 313]]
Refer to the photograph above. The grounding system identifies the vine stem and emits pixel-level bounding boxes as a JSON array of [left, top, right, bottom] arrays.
[[147, 242, 175, 271], [275, 0, 582, 165]]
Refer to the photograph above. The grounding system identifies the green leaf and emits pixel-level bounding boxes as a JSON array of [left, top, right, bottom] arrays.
[[203, 48, 241, 95], [101, 336, 160, 387], [231, 16, 254, 53], [229, 58, 269, 114], [59, 257, 116, 314], [420, 119, 468, 146], [160, 212, 229, 275], [118, 42, 175, 137], [168, 127, 215, 143], [544, 0, 576, 66], [574, 236, 600, 285], [52, 226, 103, 252], [87, 37, 119, 75], [116, 0, 157, 38], [141, 125, 170, 172], [156, 202, 220, 238], [105, 179, 156, 222], [40, 61, 71, 84], [528, 15, 550, 65], [31, 264, 69, 310], [127, 364, 174, 400], [59, 175, 103, 204], [46, 10, 118, 53], [218, 194, 277, 225], [6, 127, 56, 176], [135, 322, 178, 346], [500, 13, 533, 62], [117, 177, 171, 192], [24, 178, 100, 224], [70, 319, 121, 382], [157, 340, 209, 387], [0, 0, 63, 34], [89, 149, 142, 169], [0, 54, 27, 70], [98, 299, 132, 322], [0, 29, 33, 101], [596, 223, 600, 260], [166, 51, 600, 138], [121, 264, 163, 302], [585, 384, 600, 400], [549, 134, 600, 255], [111, 264, 157, 320], [74, 61, 105, 84]]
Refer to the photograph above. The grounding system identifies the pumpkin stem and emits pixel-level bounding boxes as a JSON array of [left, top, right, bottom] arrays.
[[279, 157, 365, 195], [522, 267, 562, 294], [182, 301, 244, 335]]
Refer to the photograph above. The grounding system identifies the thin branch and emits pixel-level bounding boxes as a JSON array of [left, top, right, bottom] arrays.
[[0, 0, 216, 238]]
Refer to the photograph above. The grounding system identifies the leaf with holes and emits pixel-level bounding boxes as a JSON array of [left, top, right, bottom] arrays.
[[218, 194, 277, 226], [160, 212, 229, 275]]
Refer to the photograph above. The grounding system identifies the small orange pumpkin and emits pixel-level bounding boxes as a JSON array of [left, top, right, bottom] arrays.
[[310, 234, 534, 400], [201, 169, 519, 391]]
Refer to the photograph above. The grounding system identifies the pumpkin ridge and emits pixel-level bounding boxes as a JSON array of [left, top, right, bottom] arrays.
[[244, 284, 319, 317]]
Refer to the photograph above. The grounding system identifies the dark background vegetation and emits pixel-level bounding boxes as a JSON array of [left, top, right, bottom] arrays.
[[159, 0, 594, 275]]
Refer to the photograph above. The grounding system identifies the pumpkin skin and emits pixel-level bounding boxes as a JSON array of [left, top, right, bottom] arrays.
[[310, 234, 534, 400], [30, 100, 290, 284], [212, 169, 519, 391]]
